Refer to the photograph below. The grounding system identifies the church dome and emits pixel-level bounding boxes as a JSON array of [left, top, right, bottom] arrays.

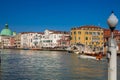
[[0, 24, 13, 36]]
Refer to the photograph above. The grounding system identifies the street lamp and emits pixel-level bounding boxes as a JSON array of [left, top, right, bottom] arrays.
[[107, 11, 118, 80]]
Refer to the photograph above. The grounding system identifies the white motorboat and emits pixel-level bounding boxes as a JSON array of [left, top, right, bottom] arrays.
[[79, 55, 96, 59], [78, 54, 103, 60]]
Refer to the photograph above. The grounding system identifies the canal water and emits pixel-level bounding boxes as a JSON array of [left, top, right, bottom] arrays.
[[0, 49, 120, 80]]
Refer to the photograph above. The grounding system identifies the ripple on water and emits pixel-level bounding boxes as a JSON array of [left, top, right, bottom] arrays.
[[1, 50, 120, 80]]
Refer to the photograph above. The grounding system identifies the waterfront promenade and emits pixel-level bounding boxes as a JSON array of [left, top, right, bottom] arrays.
[[0, 49, 120, 80]]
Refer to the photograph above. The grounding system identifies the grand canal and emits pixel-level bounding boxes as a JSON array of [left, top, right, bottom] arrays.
[[0, 49, 120, 80]]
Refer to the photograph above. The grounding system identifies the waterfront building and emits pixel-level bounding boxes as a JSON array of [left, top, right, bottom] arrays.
[[116, 32, 120, 48], [104, 29, 120, 50], [57, 32, 70, 48], [40, 30, 54, 48], [0, 24, 16, 48], [41, 30, 70, 48], [20, 32, 43, 49], [104, 29, 120, 42], [14, 33, 21, 48], [70, 25, 104, 51], [16, 30, 70, 49]]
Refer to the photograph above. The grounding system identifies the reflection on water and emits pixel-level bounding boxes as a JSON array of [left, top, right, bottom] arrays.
[[0, 49, 120, 80], [0, 59, 1, 80]]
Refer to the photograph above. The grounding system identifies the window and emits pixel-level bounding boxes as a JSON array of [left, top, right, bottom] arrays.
[[97, 32, 100, 35], [89, 32, 92, 35], [70, 36, 72, 40], [78, 37, 80, 40], [59, 36, 61, 38], [75, 37, 76, 40], [85, 32, 88, 35], [71, 32, 72, 35], [101, 33, 103, 35], [54, 35, 56, 38], [85, 37, 88, 40], [78, 31, 81, 34], [101, 43, 103, 45], [92, 32, 96, 36], [74, 31, 76, 34]]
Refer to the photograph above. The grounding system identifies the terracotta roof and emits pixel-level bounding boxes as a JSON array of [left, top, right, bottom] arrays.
[[48, 30, 70, 34], [20, 32, 43, 34], [21, 32, 35, 34], [104, 29, 119, 31], [71, 25, 103, 30], [37, 32, 44, 34]]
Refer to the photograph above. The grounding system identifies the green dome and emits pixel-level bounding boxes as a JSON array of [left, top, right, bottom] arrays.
[[0, 24, 13, 36]]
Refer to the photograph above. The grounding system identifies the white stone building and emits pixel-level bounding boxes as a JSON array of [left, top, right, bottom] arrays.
[[16, 30, 70, 49], [20, 32, 43, 49], [41, 30, 70, 48]]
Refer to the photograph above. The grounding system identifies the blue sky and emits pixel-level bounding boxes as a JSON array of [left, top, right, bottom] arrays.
[[0, 0, 120, 33]]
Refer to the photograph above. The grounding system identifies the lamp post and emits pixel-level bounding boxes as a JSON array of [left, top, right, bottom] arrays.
[[107, 11, 118, 80]]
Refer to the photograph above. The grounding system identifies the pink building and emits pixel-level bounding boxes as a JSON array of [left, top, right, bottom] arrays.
[[57, 32, 70, 48]]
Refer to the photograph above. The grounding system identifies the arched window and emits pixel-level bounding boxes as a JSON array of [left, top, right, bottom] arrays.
[[86, 37, 88, 40]]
